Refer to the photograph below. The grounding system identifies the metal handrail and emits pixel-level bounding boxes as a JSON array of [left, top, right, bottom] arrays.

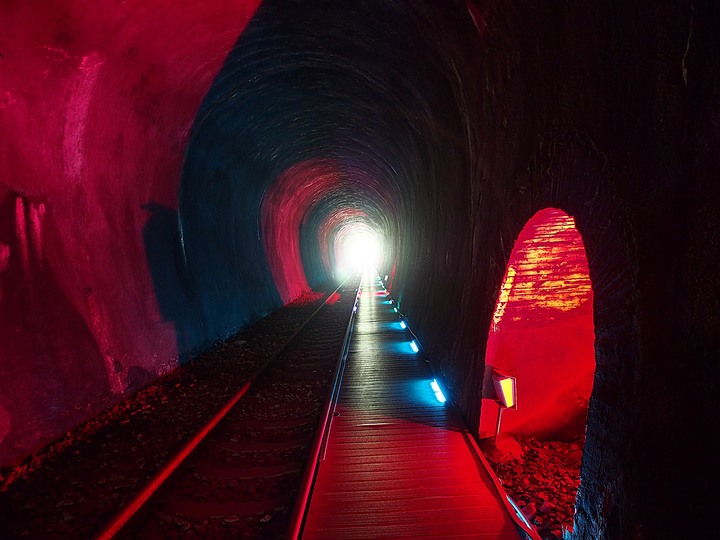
[[464, 432, 543, 540], [318, 289, 357, 462], [285, 271, 363, 540]]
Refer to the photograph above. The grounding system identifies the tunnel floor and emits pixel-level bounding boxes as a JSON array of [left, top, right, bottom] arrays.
[[300, 273, 526, 539], [483, 436, 583, 539], [0, 287, 331, 538], [2, 275, 536, 539]]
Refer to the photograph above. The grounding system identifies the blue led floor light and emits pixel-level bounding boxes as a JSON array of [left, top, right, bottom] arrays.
[[430, 379, 446, 403]]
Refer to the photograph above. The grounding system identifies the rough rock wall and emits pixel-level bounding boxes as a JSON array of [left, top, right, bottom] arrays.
[[396, 2, 719, 538], [0, 0, 261, 465]]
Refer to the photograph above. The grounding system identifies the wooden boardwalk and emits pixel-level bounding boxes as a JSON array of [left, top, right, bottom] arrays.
[[301, 272, 527, 539]]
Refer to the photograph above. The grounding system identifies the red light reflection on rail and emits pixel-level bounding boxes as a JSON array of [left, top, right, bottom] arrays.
[[325, 292, 341, 305]]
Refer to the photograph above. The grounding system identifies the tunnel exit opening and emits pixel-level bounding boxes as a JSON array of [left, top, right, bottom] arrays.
[[333, 224, 384, 277], [479, 208, 595, 539]]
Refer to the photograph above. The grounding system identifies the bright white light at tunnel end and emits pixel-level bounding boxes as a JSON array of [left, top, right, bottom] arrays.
[[340, 230, 383, 272]]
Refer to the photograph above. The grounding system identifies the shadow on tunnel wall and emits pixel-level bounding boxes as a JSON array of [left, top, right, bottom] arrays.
[[142, 196, 285, 359], [142, 203, 199, 360]]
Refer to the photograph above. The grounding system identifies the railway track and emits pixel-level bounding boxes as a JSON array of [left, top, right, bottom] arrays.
[[96, 274, 362, 540]]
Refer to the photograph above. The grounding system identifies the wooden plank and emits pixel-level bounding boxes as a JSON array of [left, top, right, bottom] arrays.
[[301, 274, 524, 539]]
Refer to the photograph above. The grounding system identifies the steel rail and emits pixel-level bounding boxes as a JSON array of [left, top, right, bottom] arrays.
[[94, 274, 356, 540]]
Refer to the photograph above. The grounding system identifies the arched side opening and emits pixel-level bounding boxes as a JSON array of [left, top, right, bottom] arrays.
[[480, 208, 595, 538]]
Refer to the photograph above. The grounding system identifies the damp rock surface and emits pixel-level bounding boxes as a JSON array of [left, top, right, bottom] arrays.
[[484, 436, 583, 540]]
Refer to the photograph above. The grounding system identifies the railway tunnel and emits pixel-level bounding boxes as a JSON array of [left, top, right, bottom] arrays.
[[1, 1, 719, 538]]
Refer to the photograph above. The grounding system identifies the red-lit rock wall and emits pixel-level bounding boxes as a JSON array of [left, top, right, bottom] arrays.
[[261, 160, 338, 304], [0, 0, 260, 465], [260, 159, 379, 303], [479, 209, 595, 440]]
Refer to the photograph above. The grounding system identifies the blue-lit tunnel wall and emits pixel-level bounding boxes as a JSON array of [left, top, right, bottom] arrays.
[[1, 1, 719, 539]]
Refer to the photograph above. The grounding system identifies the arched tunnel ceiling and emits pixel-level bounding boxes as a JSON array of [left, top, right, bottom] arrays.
[[0, 0, 480, 469], [2, 1, 719, 538], [176, 0, 480, 343]]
